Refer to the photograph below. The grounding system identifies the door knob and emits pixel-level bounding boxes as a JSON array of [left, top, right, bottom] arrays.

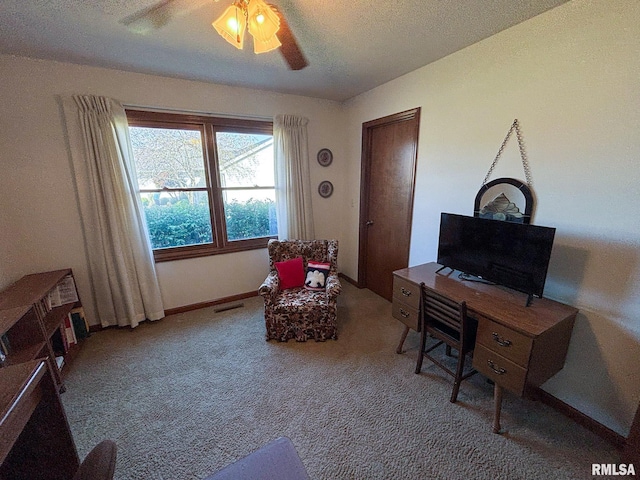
[[366, 220, 374, 226]]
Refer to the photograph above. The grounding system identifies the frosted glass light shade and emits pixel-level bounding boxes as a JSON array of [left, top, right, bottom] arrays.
[[253, 34, 281, 54], [212, 4, 246, 50], [247, 0, 280, 43]]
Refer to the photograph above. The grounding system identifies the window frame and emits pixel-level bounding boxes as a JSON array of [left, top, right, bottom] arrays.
[[126, 109, 276, 262]]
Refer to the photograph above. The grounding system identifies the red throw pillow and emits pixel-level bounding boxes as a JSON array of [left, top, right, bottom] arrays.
[[275, 257, 305, 289]]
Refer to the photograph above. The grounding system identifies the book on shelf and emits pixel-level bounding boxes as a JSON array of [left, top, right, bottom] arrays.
[[47, 274, 79, 308], [0, 334, 8, 367], [34, 298, 49, 320], [0, 333, 10, 356], [70, 307, 90, 340], [63, 313, 77, 346], [59, 323, 69, 354]]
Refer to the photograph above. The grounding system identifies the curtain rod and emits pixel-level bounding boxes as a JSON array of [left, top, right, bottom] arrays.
[[122, 103, 272, 122]]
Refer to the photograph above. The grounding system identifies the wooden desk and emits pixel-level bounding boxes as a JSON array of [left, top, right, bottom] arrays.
[[392, 262, 578, 433], [0, 360, 79, 479]]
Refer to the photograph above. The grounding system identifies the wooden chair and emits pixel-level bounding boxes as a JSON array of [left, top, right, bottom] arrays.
[[414, 286, 477, 402], [73, 440, 117, 480]]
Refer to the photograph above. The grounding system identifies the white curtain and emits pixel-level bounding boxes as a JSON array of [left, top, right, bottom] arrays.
[[62, 95, 164, 328], [273, 114, 315, 240]]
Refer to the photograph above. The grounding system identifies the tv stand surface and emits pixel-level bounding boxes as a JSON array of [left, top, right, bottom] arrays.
[[434, 265, 450, 275], [526, 294, 534, 307], [457, 271, 495, 285], [392, 262, 578, 433], [444, 269, 536, 307]]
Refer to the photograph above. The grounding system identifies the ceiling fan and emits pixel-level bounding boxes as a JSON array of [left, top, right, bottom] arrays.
[[121, 0, 308, 70]]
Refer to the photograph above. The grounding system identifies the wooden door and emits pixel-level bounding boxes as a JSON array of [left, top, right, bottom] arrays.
[[358, 108, 420, 300]]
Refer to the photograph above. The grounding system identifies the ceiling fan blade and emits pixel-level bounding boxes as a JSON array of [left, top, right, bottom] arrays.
[[272, 6, 308, 70], [121, 0, 210, 34]]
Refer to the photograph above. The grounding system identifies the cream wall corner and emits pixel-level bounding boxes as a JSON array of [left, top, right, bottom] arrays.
[[343, 0, 640, 436], [0, 54, 348, 318]]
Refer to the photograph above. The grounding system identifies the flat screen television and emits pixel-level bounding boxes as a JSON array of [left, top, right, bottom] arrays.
[[437, 213, 556, 301]]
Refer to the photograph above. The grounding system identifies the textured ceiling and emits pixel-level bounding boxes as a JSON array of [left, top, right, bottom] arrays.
[[0, 0, 569, 102]]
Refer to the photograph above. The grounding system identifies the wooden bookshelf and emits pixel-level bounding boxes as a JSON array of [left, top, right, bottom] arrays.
[[0, 360, 80, 479], [0, 269, 85, 392]]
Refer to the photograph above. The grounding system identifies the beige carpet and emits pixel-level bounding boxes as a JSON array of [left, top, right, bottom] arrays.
[[61, 283, 621, 479]]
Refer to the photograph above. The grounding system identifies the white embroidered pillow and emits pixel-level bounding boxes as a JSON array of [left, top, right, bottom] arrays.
[[304, 261, 331, 291]]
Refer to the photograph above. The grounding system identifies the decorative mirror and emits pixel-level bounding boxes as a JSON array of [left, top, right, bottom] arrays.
[[474, 177, 533, 224]]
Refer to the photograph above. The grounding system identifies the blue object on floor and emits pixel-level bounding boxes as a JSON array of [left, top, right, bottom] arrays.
[[203, 437, 310, 480]]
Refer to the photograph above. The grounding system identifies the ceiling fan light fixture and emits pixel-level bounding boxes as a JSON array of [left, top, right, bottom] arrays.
[[253, 34, 281, 54], [212, 4, 246, 50], [247, 0, 280, 43]]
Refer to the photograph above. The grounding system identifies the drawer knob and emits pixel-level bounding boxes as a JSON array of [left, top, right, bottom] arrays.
[[487, 359, 506, 375], [399, 308, 410, 318], [492, 332, 512, 347], [400, 287, 412, 297]]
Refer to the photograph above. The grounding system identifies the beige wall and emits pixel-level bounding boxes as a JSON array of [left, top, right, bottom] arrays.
[[0, 55, 347, 315], [342, 0, 640, 437]]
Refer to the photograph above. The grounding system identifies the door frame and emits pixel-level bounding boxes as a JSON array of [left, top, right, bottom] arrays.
[[357, 107, 421, 288]]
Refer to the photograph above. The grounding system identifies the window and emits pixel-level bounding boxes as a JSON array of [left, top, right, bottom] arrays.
[[126, 110, 277, 261]]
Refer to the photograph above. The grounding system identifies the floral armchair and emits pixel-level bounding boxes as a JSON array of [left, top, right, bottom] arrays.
[[259, 239, 341, 342]]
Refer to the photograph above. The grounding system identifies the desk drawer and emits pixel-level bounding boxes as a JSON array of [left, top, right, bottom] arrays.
[[392, 276, 420, 310], [392, 301, 419, 331], [476, 316, 533, 367], [473, 344, 527, 396]]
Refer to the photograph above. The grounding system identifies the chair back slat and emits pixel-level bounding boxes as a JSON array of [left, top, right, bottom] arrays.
[[423, 289, 466, 334], [424, 299, 461, 331]]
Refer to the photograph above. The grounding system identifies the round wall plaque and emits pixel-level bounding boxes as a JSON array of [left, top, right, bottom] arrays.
[[318, 180, 334, 198], [317, 148, 333, 167]]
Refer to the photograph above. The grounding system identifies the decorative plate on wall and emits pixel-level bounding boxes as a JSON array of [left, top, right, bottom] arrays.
[[317, 148, 333, 167], [318, 180, 334, 198]]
